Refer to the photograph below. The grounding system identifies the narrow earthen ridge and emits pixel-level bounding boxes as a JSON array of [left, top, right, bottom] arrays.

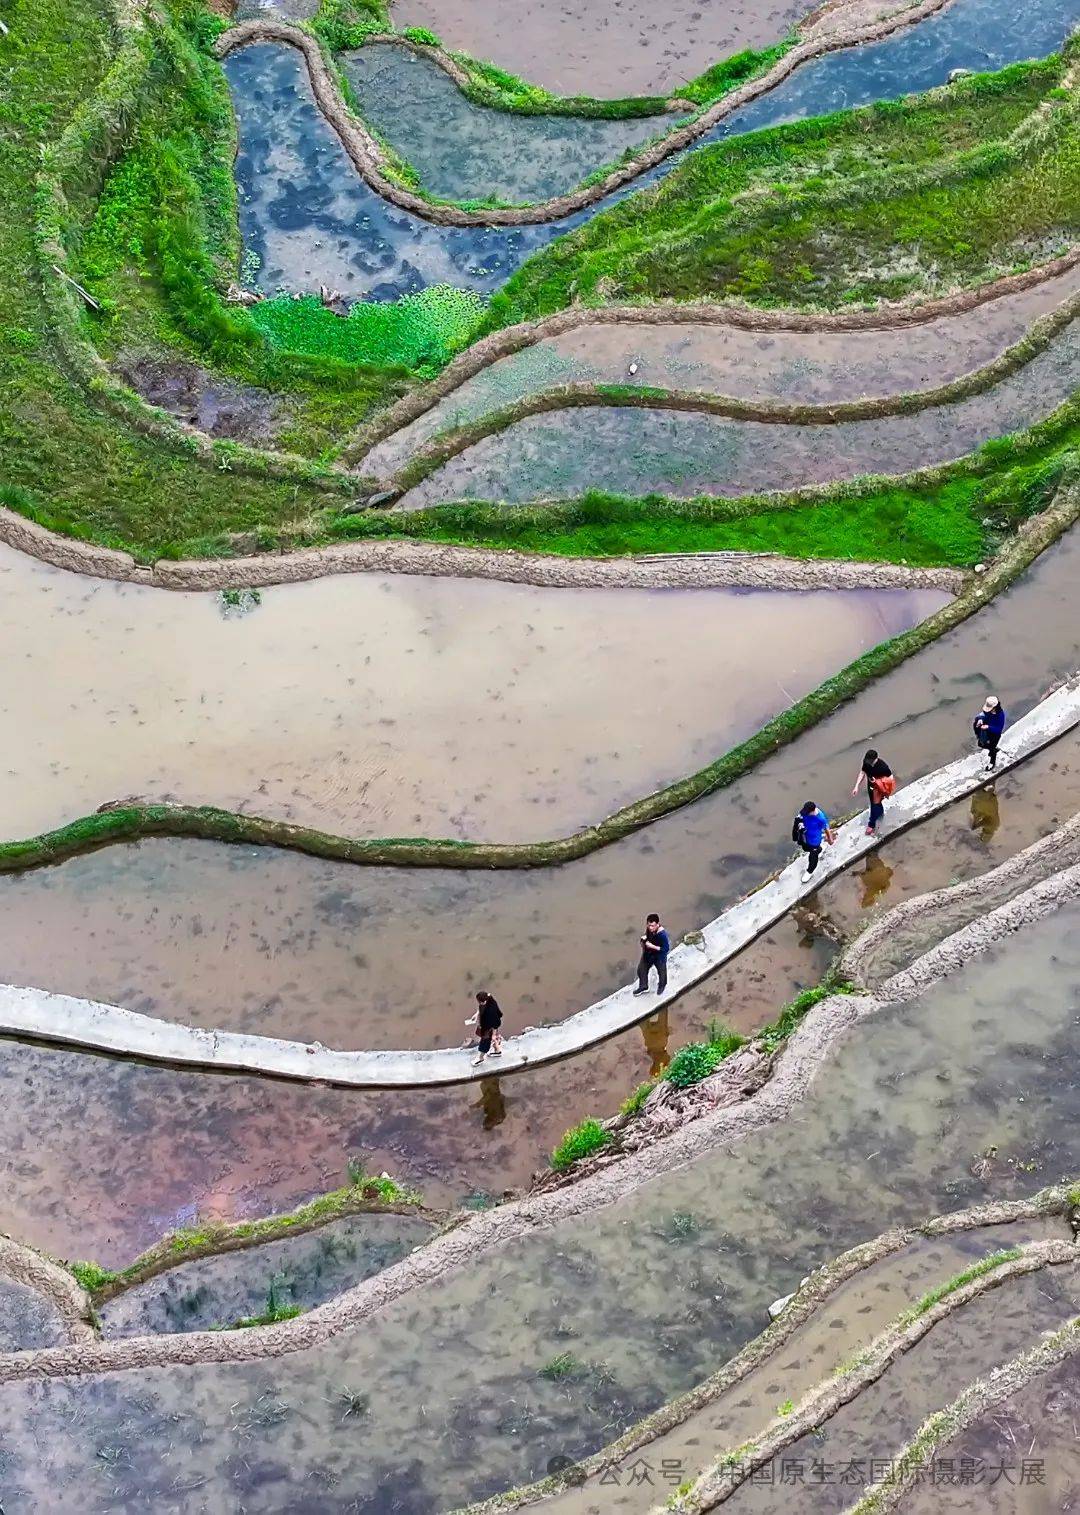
[[214, 0, 949, 228], [843, 810, 1080, 990], [0, 863, 1076, 1383], [0, 1238, 94, 1344], [0, 505, 963, 592], [663, 1241, 1080, 1513], [842, 1320, 1080, 1515], [0, 681, 1076, 1095], [342, 249, 1080, 465]]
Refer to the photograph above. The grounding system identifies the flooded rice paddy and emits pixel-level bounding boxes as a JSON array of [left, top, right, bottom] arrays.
[[5, 528, 1078, 1053], [395, 317, 1080, 506], [541, 1216, 1071, 1514], [1, 903, 1079, 1510], [226, 0, 1080, 300], [0, 731, 1074, 1269], [0, 543, 944, 843], [340, 46, 684, 205], [0, 1279, 69, 1353], [898, 1350, 1080, 1515], [363, 261, 1080, 475], [389, 0, 811, 100], [97, 1212, 432, 1338], [720, 1265, 1080, 1514], [0, 527, 1076, 1267]]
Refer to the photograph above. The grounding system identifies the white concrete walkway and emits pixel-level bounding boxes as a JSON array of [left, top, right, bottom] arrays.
[[1, 676, 1077, 1088]]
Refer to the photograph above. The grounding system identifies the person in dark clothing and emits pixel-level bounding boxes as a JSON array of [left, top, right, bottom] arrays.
[[793, 801, 835, 882], [973, 696, 1006, 770], [852, 747, 895, 836], [465, 990, 504, 1065], [633, 913, 670, 996]]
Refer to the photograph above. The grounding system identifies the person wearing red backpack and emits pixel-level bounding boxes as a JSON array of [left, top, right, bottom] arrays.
[[852, 748, 896, 836]]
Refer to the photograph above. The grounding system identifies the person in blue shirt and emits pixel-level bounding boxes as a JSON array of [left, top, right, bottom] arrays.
[[793, 801, 835, 883], [973, 695, 1006, 771], [633, 912, 670, 996]]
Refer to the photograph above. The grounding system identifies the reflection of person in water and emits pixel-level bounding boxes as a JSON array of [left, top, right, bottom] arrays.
[[857, 852, 894, 910], [474, 1076, 506, 1131], [970, 784, 1001, 845], [640, 1007, 671, 1076]]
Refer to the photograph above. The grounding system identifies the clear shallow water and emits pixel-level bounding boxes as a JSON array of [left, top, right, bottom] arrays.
[[98, 1213, 432, 1338], [1, 905, 1078, 1511], [341, 46, 683, 205], [898, 1351, 1080, 1515], [227, 0, 1080, 299], [398, 316, 1080, 506]]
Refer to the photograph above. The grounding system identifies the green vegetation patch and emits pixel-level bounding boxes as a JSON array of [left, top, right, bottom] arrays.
[[665, 1024, 745, 1088], [250, 287, 487, 374], [488, 57, 1072, 325], [549, 1118, 612, 1171]]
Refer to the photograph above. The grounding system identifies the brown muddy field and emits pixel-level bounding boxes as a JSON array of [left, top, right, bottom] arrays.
[[389, 0, 811, 98], [0, 543, 941, 842], [542, 1216, 1070, 1515]]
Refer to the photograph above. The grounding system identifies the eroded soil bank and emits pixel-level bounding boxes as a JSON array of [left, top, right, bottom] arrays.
[[0, 543, 941, 843], [1, 904, 1078, 1511]]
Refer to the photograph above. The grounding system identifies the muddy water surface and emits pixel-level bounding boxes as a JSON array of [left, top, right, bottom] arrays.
[[0, 1278, 69, 1352], [364, 263, 1080, 475], [226, 0, 1080, 300], [341, 46, 683, 204], [396, 318, 1080, 507], [2, 545, 938, 843], [721, 1264, 1080, 1513], [390, 0, 810, 99], [898, 1351, 1080, 1515], [1, 907, 1079, 1511]]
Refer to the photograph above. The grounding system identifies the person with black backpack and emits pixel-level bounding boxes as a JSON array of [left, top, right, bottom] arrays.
[[852, 748, 896, 836], [792, 801, 836, 883]]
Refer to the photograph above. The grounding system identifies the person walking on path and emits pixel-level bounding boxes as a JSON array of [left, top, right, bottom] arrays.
[[633, 913, 670, 996], [973, 695, 1006, 771], [852, 747, 896, 836], [793, 801, 836, 883], [465, 990, 504, 1065]]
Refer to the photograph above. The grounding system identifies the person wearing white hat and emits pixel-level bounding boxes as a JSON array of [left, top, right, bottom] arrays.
[[973, 695, 1006, 771]]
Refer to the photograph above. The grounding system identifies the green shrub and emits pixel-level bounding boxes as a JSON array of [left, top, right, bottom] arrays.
[[550, 1118, 611, 1171], [665, 1026, 744, 1089], [69, 1260, 118, 1292], [402, 26, 441, 46]]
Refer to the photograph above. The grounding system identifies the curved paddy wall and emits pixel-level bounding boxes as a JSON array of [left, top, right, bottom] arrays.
[[392, 317, 1080, 508]]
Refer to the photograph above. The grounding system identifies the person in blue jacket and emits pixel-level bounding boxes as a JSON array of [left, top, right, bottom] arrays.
[[793, 801, 835, 883], [973, 695, 1006, 771], [633, 912, 670, 996]]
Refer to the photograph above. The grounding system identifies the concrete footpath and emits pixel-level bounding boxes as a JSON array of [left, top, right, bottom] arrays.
[[1, 675, 1077, 1088]]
